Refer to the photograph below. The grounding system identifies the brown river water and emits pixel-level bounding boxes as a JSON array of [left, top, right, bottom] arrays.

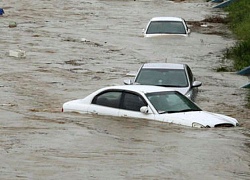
[[0, 0, 250, 179]]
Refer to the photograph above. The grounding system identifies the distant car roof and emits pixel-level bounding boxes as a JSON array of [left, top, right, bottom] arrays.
[[141, 63, 185, 70], [149, 17, 185, 22], [99, 85, 175, 94]]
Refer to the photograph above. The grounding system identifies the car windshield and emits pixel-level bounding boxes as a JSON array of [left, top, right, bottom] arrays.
[[146, 91, 201, 114], [146, 21, 187, 34], [135, 68, 188, 87]]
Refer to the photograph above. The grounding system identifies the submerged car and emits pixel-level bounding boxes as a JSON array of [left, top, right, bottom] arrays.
[[124, 63, 202, 101], [143, 17, 190, 37], [62, 85, 239, 128]]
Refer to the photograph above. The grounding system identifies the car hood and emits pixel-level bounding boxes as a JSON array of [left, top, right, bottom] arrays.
[[164, 111, 239, 128], [172, 87, 189, 95]]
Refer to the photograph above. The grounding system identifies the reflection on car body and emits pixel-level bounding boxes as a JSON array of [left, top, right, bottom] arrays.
[[143, 17, 190, 37], [62, 85, 239, 128], [124, 63, 202, 101]]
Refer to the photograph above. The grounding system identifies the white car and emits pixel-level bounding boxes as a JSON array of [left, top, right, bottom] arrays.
[[143, 17, 190, 37], [62, 85, 239, 128], [124, 63, 202, 101]]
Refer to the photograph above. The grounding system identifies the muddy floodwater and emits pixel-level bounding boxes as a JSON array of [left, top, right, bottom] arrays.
[[0, 0, 250, 179]]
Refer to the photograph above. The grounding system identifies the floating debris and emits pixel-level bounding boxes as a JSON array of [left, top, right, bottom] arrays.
[[9, 50, 26, 58], [0, 8, 4, 15], [201, 24, 208, 27], [0, 103, 16, 107], [9, 21, 17, 28], [81, 38, 90, 42]]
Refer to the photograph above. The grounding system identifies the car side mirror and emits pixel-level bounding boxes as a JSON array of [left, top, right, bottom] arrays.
[[124, 79, 133, 85], [192, 81, 202, 87], [187, 28, 191, 34], [140, 106, 149, 114]]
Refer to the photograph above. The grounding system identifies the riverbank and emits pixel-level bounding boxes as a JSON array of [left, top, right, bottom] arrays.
[[225, 0, 250, 107], [225, 0, 250, 70]]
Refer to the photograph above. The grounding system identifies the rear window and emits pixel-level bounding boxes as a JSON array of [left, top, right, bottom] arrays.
[[146, 21, 186, 34], [135, 68, 188, 87]]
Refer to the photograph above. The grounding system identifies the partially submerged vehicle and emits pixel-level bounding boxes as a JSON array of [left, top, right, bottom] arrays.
[[124, 63, 202, 101], [62, 85, 239, 128], [143, 17, 190, 37]]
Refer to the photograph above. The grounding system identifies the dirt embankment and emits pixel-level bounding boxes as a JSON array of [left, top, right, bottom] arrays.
[[188, 15, 233, 37]]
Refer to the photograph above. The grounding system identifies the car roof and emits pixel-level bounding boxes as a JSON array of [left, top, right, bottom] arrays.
[[150, 17, 184, 22], [100, 85, 175, 94], [141, 63, 185, 70]]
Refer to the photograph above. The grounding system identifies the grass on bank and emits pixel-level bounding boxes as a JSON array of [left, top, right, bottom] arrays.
[[224, 0, 250, 71], [223, 0, 250, 108]]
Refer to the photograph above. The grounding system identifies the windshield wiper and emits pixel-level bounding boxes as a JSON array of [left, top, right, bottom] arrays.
[[177, 109, 195, 113], [155, 85, 185, 87], [160, 109, 201, 114]]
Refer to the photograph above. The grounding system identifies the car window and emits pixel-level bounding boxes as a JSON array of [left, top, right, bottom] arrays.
[[146, 91, 201, 114], [146, 21, 186, 34], [135, 69, 188, 87], [92, 91, 122, 108], [122, 92, 147, 112], [147, 94, 170, 113], [166, 93, 194, 111]]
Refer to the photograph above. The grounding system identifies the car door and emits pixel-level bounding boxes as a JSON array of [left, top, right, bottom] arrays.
[[88, 91, 122, 116], [118, 91, 155, 120]]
